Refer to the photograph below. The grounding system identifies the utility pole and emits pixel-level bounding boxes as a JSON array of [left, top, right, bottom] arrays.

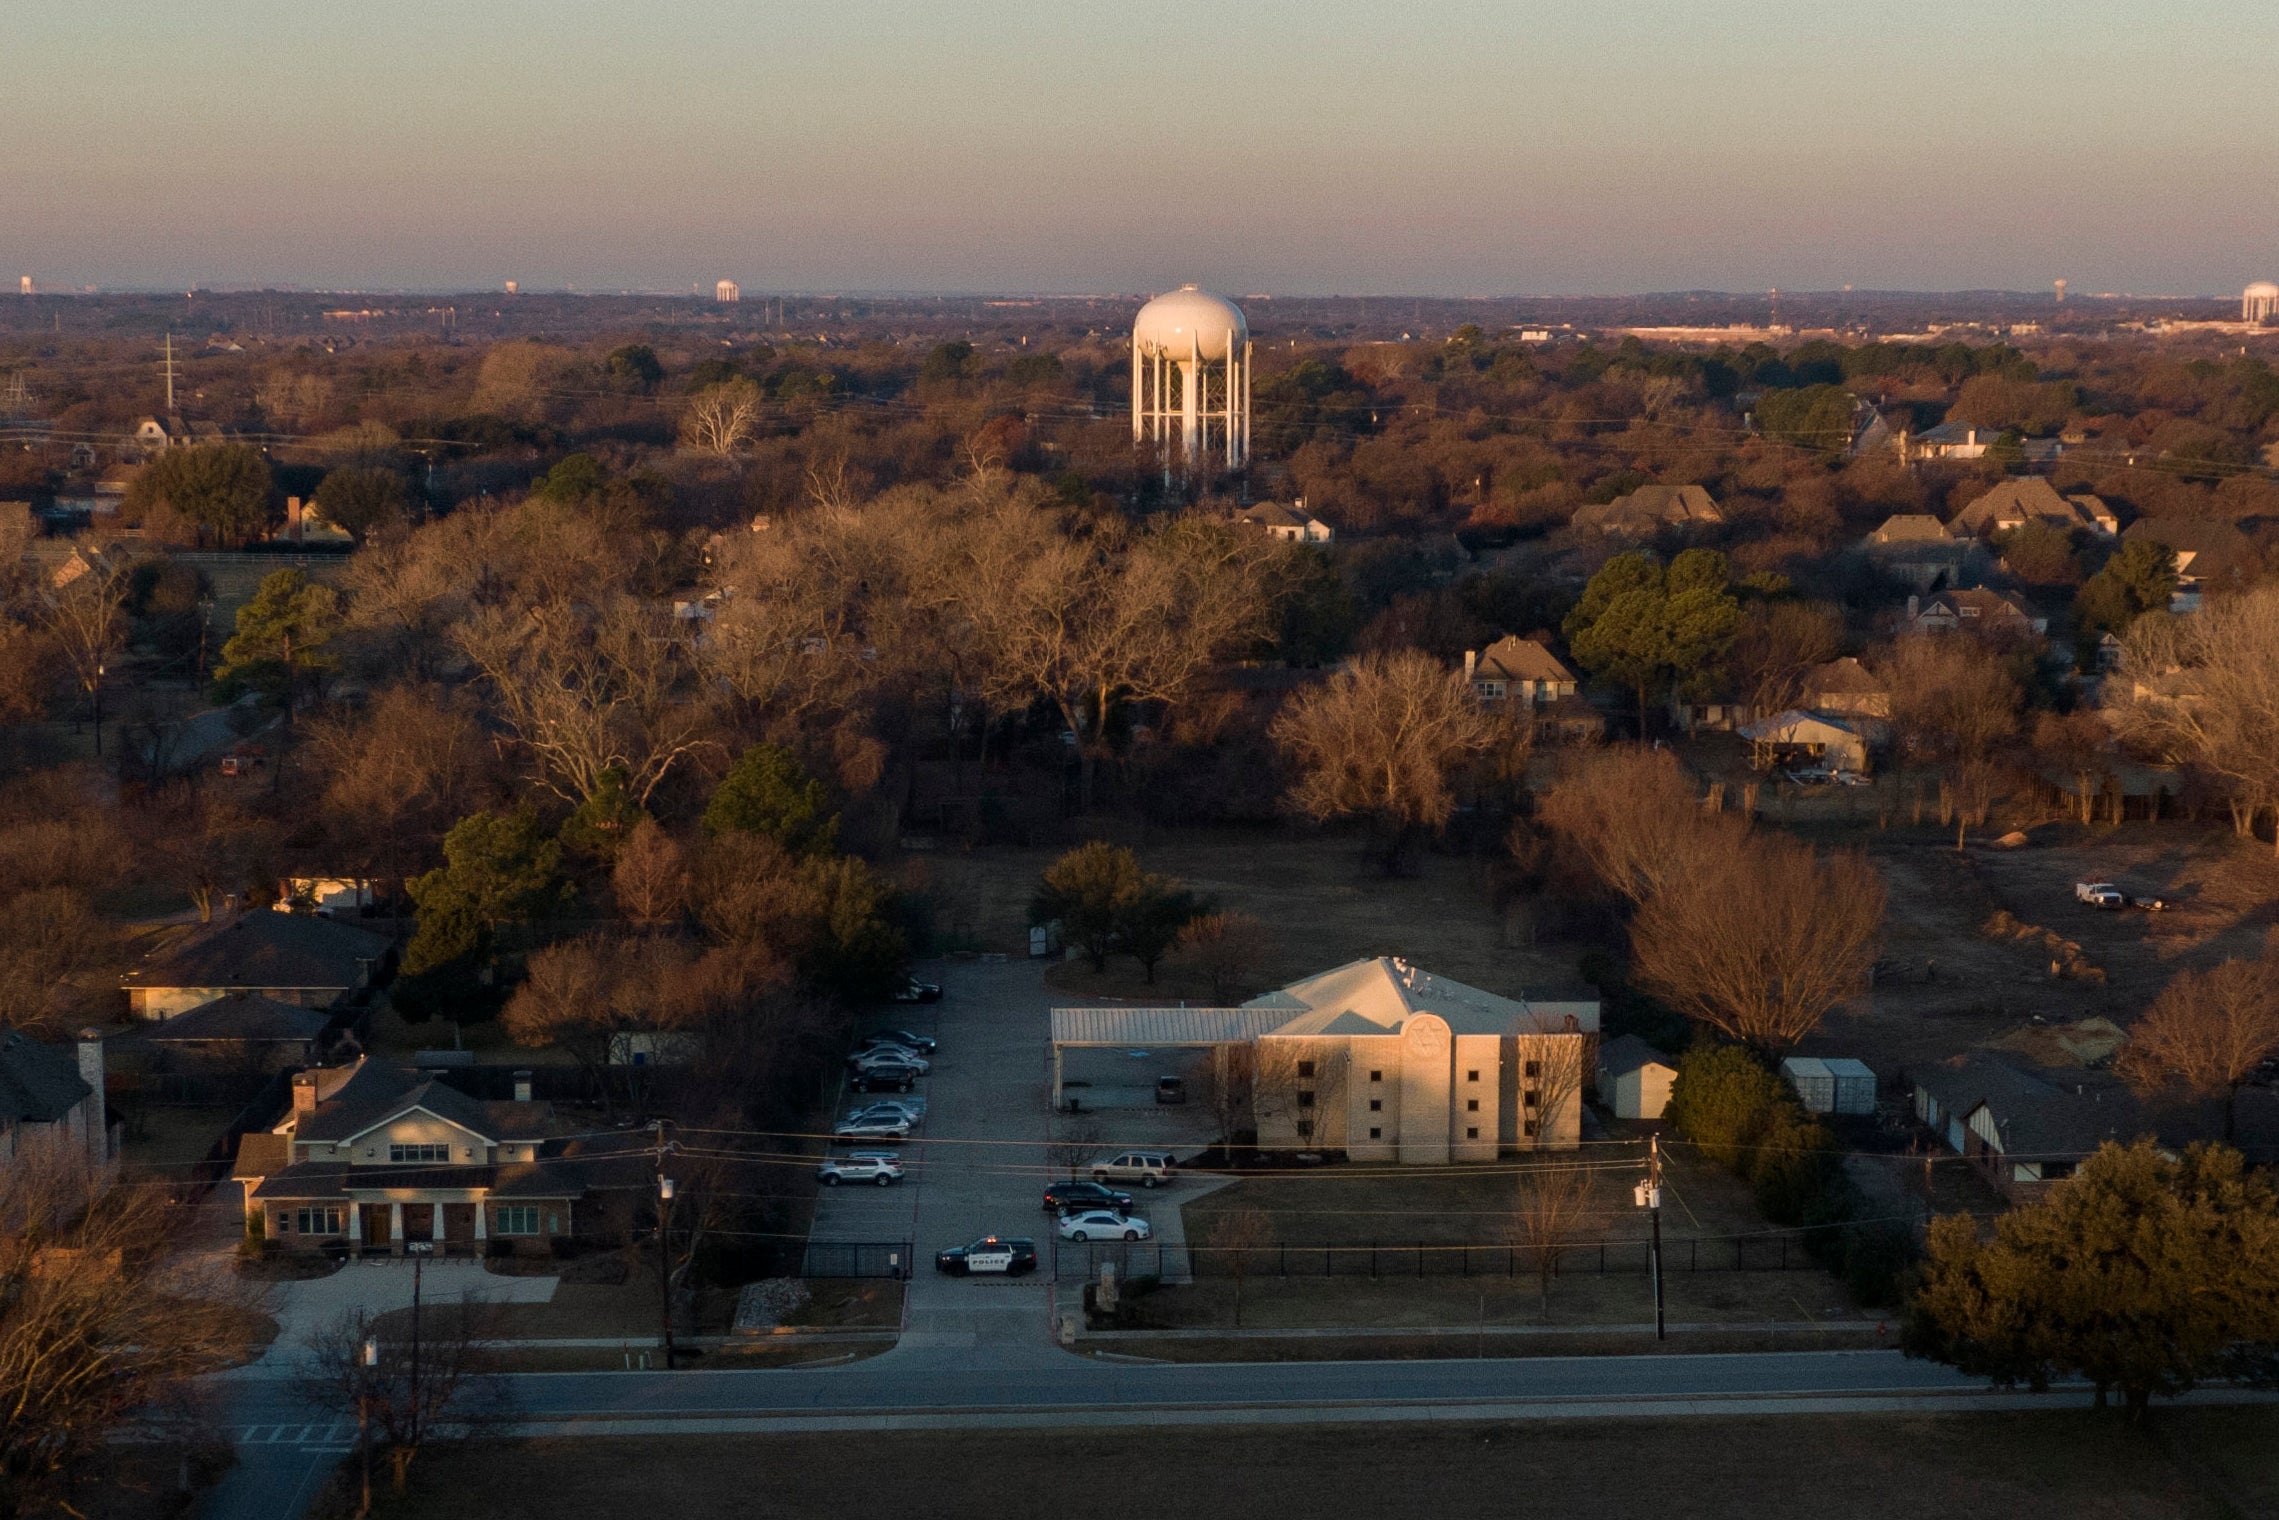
[[1645, 1133, 1666, 1341], [162, 331, 176, 413], [406, 1240, 433, 1456], [654, 1119, 676, 1370], [358, 1335, 377, 1519]]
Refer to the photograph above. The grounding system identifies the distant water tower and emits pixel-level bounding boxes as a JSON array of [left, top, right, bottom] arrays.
[[2054, 278, 2066, 305], [715, 279, 741, 304], [1132, 285, 1250, 474], [2245, 282, 2279, 323]]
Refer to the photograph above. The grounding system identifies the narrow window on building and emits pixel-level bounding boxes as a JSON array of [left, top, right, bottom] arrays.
[[1368, 1070, 1383, 1083], [1297, 1060, 1316, 1079], [1524, 1060, 1541, 1079], [1466, 1098, 1480, 1112], [1466, 1069, 1480, 1083], [1368, 1099, 1382, 1112], [1296, 1120, 1314, 1139], [1466, 1127, 1480, 1140], [1368, 1127, 1382, 1140], [1524, 1090, 1539, 1108], [1298, 1090, 1316, 1109], [1523, 1120, 1538, 1137]]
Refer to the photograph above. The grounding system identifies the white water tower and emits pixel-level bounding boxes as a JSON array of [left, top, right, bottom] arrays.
[[2245, 282, 2279, 323], [1132, 285, 1251, 474]]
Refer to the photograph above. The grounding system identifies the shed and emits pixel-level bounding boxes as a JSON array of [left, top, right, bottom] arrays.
[[1782, 1056, 1876, 1115], [1596, 1034, 1676, 1120]]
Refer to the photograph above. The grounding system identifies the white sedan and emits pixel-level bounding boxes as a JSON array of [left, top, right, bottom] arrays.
[[1056, 1210, 1150, 1242]]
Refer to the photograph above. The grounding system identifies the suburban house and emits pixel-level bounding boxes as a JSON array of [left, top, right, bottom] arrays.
[[232, 1058, 602, 1255], [1462, 637, 1577, 707], [0, 1030, 110, 1176], [1741, 709, 1877, 774], [1051, 957, 1600, 1164], [1668, 695, 1758, 733], [1902, 420, 2002, 461], [1910, 1055, 2169, 1198], [1596, 1035, 1675, 1121], [134, 992, 336, 1073], [1949, 477, 2118, 539], [1570, 483, 1723, 536], [1906, 587, 2047, 640], [2120, 517, 2257, 612], [121, 912, 394, 1019], [1798, 657, 1891, 719], [1230, 499, 1333, 543], [272, 495, 356, 547], [1861, 513, 1975, 592]]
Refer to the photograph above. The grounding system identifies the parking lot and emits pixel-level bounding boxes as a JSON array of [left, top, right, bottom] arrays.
[[805, 957, 1227, 1346]]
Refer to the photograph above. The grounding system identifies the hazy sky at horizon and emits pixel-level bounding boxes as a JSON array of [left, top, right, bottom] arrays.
[[5, 0, 2277, 296]]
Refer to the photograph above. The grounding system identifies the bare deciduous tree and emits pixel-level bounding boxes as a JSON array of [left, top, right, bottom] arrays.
[[1205, 1203, 1276, 1327], [1271, 649, 1498, 873], [1199, 1042, 1258, 1150], [1538, 747, 1742, 907], [612, 816, 691, 929], [301, 1300, 510, 1492], [1877, 635, 2020, 835], [1629, 830, 1885, 1054], [40, 555, 127, 736], [2108, 586, 2279, 852], [1727, 599, 1846, 718], [1517, 1029, 1591, 1152], [1046, 1116, 1104, 1180], [2118, 955, 2279, 1141], [679, 377, 764, 456], [1508, 1161, 1595, 1320], [1174, 911, 1276, 1004]]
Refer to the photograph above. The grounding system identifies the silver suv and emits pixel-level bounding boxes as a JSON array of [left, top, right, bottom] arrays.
[[1090, 1150, 1176, 1188], [818, 1151, 905, 1186]]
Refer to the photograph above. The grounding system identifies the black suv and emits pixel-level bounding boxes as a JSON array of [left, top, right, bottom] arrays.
[[848, 1061, 922, 1093], [1041, 1180, 1135, 1214]]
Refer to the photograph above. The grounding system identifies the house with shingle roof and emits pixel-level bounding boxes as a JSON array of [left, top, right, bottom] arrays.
[[1230, 499, 1333, 543], [1462, 636, 1577, 707], [1571, 483, 1722, 536], [0, 1030, 109, 1175], [121, 912, 394, 1020], [1951, 477, 2117, 539], [133, 991, 337, 1072]]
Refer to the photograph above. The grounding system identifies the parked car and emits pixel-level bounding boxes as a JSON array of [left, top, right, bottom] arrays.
[[844, 1099, 926, 1126], [2075, 881, 2125, 909], [1041, 1180, 1134, 1214], [934, 1236, 1037, 1276], [817, 1152, 904, 1186], [848, 1047, 931, 1075], [2130, 894, 2169, 912], [1090, 1150, 1176, 1188], [1784, 766, 1833, 786], [859, 1029, 937, 1054], [1058, 1209, 1149, 1243], [848, 1063, 921, 1093], [1155, 1076, 1187, 1105], [892, 978, 943, 1004], [1830, 770, 1871, 787], [833, 1113, 913, 1140]]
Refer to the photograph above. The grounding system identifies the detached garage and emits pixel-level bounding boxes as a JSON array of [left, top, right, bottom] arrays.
[[1597, 1035, 1676, 1120], [1782, 1057, 1876, 1115]]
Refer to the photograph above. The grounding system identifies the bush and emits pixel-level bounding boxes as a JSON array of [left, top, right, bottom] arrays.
[[1664, 1045, 1788, 1169]]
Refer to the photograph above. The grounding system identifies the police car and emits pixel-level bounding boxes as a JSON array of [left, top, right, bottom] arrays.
[[934, 1235, 1039, 1276]]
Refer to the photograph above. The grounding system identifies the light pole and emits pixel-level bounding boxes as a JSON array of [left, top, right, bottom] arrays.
[[91, 661, 104, 758], [656, 1175, 676, 1370], [406, 1240, 434, 1450], [1634, 1133, 1666, 1341], [358, 1335, 377, 1519]]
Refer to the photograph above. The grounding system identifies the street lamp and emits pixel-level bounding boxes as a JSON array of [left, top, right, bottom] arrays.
[[406, 1240, 434, 1447], [359, 1336, 378, 1519], [657, 1176, 676, 1370]]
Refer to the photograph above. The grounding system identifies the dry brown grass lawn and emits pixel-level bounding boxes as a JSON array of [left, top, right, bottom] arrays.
[[324, 1412, 2279, 1520]]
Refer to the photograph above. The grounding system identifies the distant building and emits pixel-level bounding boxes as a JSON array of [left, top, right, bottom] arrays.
[[1230, 499, 1332, 543], [1741, 709, 1876, 774], [1904, 419, 2001, 461], [1462, 637, 1576, 707], [2120, 517, 2258, 612], [121, 912, 394, 1020], [1571, 483, 1722, 536], [1798, 657, 1891, 719], [0, 1030, 110, 1177], [1861, 512, 1976, 593], [715, 279, 741, 303], [1950, 477, 2116, 539], [1596, 1035, 1675, 1121], [2246, 281, 2279, 324], [1906, 587, 2048, 640]]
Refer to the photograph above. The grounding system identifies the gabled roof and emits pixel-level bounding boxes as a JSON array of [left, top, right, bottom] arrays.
[[289, 1060, 554, 1146], [1740, 708, 1866, 744], [1911, 1055, 2168, 1159], [1246, 957, 1580, 1037], [1950, 477, 2111, 537], [1232, 501, 1323, 531], [0, 1031, 91, 1126], [1573, 483, 1722, 534], [123, 912, 392, 993], [1919, 587, 2042, 623], [1472, 636, 1575, 685], [146, 991, 332, 1044], [1800, 657, 1885, 698], [2121, 517, 2255, 578], [1597, 1033, 1674, 1079], [1866, 513, 1951, 545]]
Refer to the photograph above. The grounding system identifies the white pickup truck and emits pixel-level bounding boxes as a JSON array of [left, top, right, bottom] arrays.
[[2075, 882, 2125, 909]]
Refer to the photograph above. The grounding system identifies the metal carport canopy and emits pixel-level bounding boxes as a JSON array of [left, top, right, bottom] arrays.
[[1049, 1006, 1291, 1105]]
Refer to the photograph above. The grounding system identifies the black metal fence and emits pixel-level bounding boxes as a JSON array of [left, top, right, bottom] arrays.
[[799, 1239, 916, 1280], [1055, 1233, 1827, 1282]]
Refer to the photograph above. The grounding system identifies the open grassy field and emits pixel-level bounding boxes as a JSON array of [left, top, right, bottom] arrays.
[[319, 1409, 2279, 1520], [1102, 1270, 1858, 1333]]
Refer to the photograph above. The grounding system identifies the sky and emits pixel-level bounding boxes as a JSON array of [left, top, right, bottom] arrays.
[[4, 0, 2277, 296]]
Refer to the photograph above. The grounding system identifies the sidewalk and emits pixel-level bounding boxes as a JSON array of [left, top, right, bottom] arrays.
[[1081, 1318, 1889, 1342]]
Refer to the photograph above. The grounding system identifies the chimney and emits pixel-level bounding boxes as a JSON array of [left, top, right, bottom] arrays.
[[285, 495, 303, 541], [1906, 593, 1920, 621], [1464, 649, 1477, 680], [76, 1029, 106, 1163], [513, 1070, 533, 1103], [292, 1070, 320, 1117]]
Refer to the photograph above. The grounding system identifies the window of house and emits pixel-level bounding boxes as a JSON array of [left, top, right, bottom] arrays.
[[495, 1205, 541, 1236], [1465, 1127, 1479, 1140], [1298, 1090, 1316, 1109], [1367, 1127, 1382, 1140], [1524, 1090, 1539, 1108], [1466, 1069, 1480, 1083], [293, 1206, 343, 1235], [1297, 1061, 1316, 1079], [1466, 1098, 1479, 1112], [1368, 1099, 1382, 1112], [1368, 1070, 1382, 1083], [389, 1143, 450, 1163], [1523, 1120, 1538, 1137], [1524, 1060, 1541, 1079], [1295, 1120, 1314, 1139]]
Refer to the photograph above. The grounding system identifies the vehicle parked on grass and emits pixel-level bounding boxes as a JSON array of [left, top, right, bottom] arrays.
[[892, 978, 943, 1004], [833, 1113, 913, 1140], [1057, 1209, 1149, 1242], [859, 1029, 938, 1054], [934, 1236, 1037, 1275], [1090, 1150, 1176, 1188], [848, 1047, 931, 1075], [817, 1152, 904, 1186], [2075, 882, 2125, 909], [2130, 893, 2169, 912], [847, 1063, 922, 1093], [1041, 1180, 1135, 1214]]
